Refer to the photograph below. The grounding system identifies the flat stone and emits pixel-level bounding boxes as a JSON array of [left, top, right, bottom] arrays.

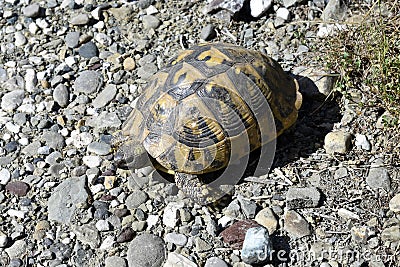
[[78, 41, 99, 59], [53, 84, 69, 107], [195, 237, 212, 252], [205, 257, 229, 267], [254, 207, 278, 234], [82, 155, 101, 168], [70, 13, 90, 25], [203, 0, 245, 14], [164, 232, 188, 246], [219, 219, 260, 249], [351, 226, 371, 244], [366, 166, 390, 191], [72, 224, 100, 248], [41, 131, 65, 149], [5, 181, 29, 196], [105, 256, 127, 267], [22, 3, 41, 18], [337, 208, 360, 220], [0, 168, 11, 185], [65, 31, 80, 48], [284, 210, 311, 239], [1, 90, 25, 112], [24, 69, 37, 92], [127, 234, 165, 267], [241, 226, 272, 264], [142, 15, 161, 29], [87, 142, 111, 155], [286, 187, 321, 209], [324, 131, 352, 154], [73, 70, 103, 94], [48, 176, 89, 224], [125, 190, 148, 210], [200, 24, 217, 41], [96, 220, 111, 231], [92, 84, 117, 108], [86, 111, 121, 130], [164, 252, 197, 267], [250, 0, 272, 18], [296, 67, 337, 96]]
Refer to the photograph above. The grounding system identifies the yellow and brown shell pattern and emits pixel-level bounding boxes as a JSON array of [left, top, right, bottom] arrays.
[[121, 43, 302, 175]]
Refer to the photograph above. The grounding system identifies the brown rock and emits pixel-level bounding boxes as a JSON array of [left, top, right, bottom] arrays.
[[219, 219, 260, 249], [5, 181, 29, 196], [116, 227, 135, 243]]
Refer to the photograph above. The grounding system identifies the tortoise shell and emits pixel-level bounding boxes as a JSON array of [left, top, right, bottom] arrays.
[[121, 43, 302, 175]]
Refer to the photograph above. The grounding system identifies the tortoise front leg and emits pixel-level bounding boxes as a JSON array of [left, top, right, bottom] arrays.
[[174, 172, 224, 204]]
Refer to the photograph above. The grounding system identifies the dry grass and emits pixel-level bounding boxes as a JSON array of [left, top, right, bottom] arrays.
[[324, 0, 400, 124]]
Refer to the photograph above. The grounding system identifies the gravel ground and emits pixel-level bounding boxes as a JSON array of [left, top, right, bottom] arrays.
[[1, 0, 399, 266]]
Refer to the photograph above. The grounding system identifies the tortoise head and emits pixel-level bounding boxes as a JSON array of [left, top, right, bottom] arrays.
[[112, 130, 150, 170]]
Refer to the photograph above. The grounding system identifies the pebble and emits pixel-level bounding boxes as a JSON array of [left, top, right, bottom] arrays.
[[366, 165, 390, 191], [127, 234, 165, 267], [351, 225, 370, 243], [70, 13, 90, 25], [0, 168, 11, 185], [73, 70, 103, 94], [254, 208, 278, 234], [195, 237, 212, 252], [92, 84, 117, 108], [33, 220, 51, 240], [164, 252, 198, 267], [95, 220, 111, 231], [105, 256, 127, 267], [389, 194, 400, 212], [15, 32, 27, 47], [125, 190, 148, 210], [250, 0, 272, 18], [95, 33, 112, 46], [142, 15, 161, 29], [276, 7, 290, 20], [53, 84, 70, 107], [238, 196, 257, 219], [286, 187, 321, 209], [87, 142, 111, 155], [355, 134, 371, 150], [283, 0, 302, 7], [5, 181, 29, 196], [5, 240, 27, 259], [48, 176, 88, 224], [0, 232, 8, 248], [65, 31, 80, 48], [205, 257, 229, 267], [381, 226, 400, 242], [1, 90, 25, 111], [200, 24, 217, 41], [337, 208, 360, 221], [117, 227, 135, 243], [163, 202, 184, 228], [22, 3, 41, 18], [324, 131, 352, 154], [164, 232, 188, 246], [220, 220, 260, 249], [24, 69, 37, 92], [123, 57, 136, 71], [284, 210, 311, 239], [72, 224, 100, 248], [82, 155, 101, 168], [241, 226, 272, 264], [322, 0, 344, 21], [78, 41, 99, 59]]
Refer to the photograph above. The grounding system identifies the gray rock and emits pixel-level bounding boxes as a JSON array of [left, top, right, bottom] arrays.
[[164, 232, 188, 246], [381, 226, 400, 242], [284, 210, 311, 239], [70, 13, 90, 25], [223, 199, 242, 218], [203, 0, 245, 14], [138, 0, 153, 9], [200, 24, 217, 41], [254, 208, 278, 234], [355, 134, 371, 151], [143, 15, 161, 29], [389, 194, 400, 212], [87, 142, 111, 155], [127, 234, 165, 267], [294, 66, 337, 96], [95, 33, 113, 46], [366, 166, 390, 191], [86, 111, 121, 130], [92, 84, 117, 108], [65, 32, 80, 48], [72, 224, 100, 248], [195, 237, 212, 252], [238, 196, 257, 219], [41, 131, 65, 149], [250, 0, 272, 18], [164, 252, 197, 267], [241, 227, 272, 264], [125, 190, 148, 210], [137, 63, 158, 80], [22, 3, 41, 18], [286, 187, 321, 209], [105, 256, 127, 267], [14, 32, 27, 47], [53, 84, 69, 107], [1, 90, 25, 111], [205, 257, 229, 267], [48, 176, 89, 224], [73, 70, 103, 94], [324, 131, 352, 154], [5, 240, 27, 259], [78, 41, 99, 59], [322, 0, 346, 21]]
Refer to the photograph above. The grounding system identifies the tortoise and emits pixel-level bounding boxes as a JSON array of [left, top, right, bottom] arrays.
[[113, 43, 302, 203]]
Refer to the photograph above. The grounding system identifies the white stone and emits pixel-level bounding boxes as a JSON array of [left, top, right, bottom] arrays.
[[218, 216, 232, 227], [8, 209, 25, 219], [355, 134, 371, 151], [100, 236, 115, 250], [337, 208, 360, 220], [96, 220, 110, 231], [83, 155, 101, 168], [146, 5, 159, 15], [147, 214, 159, 229], [28, 22, 39, 34], [25, 69, 37, 92], [0, 169, 11, 185], [163, 202, 184, 228], [5, 121, 20, 133], [250, 0, 272, 18], [18, 137, 29, 146], [90, 184, 104, 194], [276, 7, 290, 20], [389, 194, 400, 213], [65, 56, 78, 67], [14, 32, 27, 46], [163, 252, 198, 267]]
